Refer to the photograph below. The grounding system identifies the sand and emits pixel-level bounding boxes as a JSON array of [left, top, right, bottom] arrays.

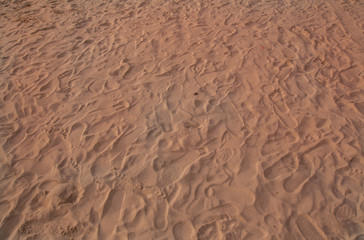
[[0, 0, 363, 239]]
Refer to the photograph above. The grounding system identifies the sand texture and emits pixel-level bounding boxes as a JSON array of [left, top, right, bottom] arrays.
[[1, 0, 364, 239]]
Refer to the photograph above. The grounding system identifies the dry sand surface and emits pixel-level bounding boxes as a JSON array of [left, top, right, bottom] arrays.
[[0, 0, 364, 239]]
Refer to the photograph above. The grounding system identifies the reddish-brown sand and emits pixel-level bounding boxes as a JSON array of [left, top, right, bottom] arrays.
[[0, 0, 364, 239]]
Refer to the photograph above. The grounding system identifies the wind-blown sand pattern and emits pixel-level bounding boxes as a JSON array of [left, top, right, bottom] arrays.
[[0, 0, 364, 239]]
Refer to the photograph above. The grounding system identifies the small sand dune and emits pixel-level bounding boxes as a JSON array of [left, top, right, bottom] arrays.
[[0, 0, 363, 239]]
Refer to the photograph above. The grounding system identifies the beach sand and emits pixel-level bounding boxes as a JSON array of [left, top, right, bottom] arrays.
[[0, 0, 363, 239]]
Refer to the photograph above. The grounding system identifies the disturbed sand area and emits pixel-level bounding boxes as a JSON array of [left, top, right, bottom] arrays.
[[0, 0, 364, 239]]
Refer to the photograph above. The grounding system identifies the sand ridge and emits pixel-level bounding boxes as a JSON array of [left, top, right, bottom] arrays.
[[0, 0, 364, 239]]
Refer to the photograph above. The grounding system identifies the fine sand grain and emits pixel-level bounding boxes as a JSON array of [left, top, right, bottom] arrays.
[[0, 0, 363, 239]]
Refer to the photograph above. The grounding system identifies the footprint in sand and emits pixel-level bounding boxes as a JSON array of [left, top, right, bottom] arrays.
[[54, 184, 82, 206], [193, 203, 240, 227], [219, 101, 248, 138], [283, 156, 313, 193], [157, 151, 202, 188], [153, 198, 169, 231], [155, 103, 173, 132], [98, 189, 125, 239], [173, 221, 196, 240], [260, 131, 298, 156], [197, 221, 222, 240], [166, 84, 182, 113], [216, 148, 233, 165], [335, 204, 356, 220], [295, 214, 327, 240], [193, 203, 242, 240], [268, 88, 298, 128], [264, 152, 299, 180], [283, 140, 333, 192]]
